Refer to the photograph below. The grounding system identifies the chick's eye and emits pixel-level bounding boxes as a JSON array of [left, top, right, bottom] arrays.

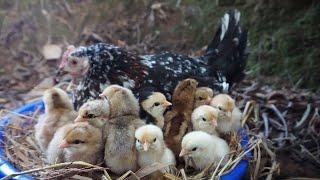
[[136, 139, 140, 143], [217, 106, 224, 111], [154, 102, 160, 106], [153, 138, 156, 142], [73, 140, 84, 144], [198, 97, 204, 100], [87, 114, 95, 118], [192, 147, 197, 151], [202, 117, 206, 121]]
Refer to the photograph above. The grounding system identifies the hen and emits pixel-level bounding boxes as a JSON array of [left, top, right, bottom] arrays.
[[59, 10, 248, 109]]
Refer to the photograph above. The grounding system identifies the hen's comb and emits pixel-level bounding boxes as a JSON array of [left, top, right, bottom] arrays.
[[59, 45, 76, 69]]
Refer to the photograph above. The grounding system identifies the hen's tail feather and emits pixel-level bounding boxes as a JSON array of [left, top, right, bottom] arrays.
[[204, 9, 248, 92]]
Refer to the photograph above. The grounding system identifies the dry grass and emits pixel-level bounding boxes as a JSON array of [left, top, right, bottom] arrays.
[[0, 109, 253, 179], [1, 78, 319, 179]]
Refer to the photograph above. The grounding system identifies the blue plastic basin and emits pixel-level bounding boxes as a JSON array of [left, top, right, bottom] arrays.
[[0, 99, 250, 179]]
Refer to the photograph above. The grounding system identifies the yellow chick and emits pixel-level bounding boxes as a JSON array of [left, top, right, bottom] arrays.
[[100, 85, 145, 174], [194, 87, 214, 108], [135, 125, 176, 173], [139, 88, 172, 129], [46, 122, 103, 164], [74, 99, 110, 129], [209, 94, 242, 133], [100, 84, 139, 117], [35, 88, 77, 152], [180, 131, 230, 170], [191, 105, 219, 136]]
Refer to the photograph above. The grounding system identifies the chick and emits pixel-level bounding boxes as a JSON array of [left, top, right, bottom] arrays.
[[74, 99, 110, 129], [135, 125, 176, 173], [139, 87, 172, 129], [46, 122, 103, 164], [210, 94, 242, 133], [100, 85, 145, 174], [164, 78, 198, 156], [100, 84, 140, 117], [191, 105, 219, 136], [180, 131, 230, 170], [194, 87, 214, 108], [35, 88, 77, 152]]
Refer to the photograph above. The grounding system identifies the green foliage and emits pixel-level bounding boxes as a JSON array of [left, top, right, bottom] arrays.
[[246, 2, 320, 90], [180, 1, 319, 90], [1, 0, 318, 90]]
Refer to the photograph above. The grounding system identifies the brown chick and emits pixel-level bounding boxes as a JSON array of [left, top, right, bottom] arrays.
[[99, 85, 145, 174], [46, 122, 103, 164], [164, 78, 198, 157], [194, 87, 214, 109], [35, 88, 77, 152], [209, 94, 242, 133]]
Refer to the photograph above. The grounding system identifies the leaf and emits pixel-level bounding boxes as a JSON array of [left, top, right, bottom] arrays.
[[42, 44, 62, 60]]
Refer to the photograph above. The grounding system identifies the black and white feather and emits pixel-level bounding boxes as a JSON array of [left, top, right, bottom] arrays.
[[68, 9, 248, 109]]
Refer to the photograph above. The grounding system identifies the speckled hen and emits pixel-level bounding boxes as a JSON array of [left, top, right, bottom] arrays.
[[59, 10, 248, 109]]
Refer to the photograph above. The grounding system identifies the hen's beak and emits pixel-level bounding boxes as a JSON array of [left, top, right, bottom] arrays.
[[59, 140, 69, 149], [143, 142, 150, 151], [179, 149, 190, 157], [58, 62, 65, 69], [163, 101, 172, 107], [74, 116, 85, 123]]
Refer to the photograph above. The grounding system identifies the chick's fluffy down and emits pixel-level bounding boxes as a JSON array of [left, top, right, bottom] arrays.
[[35, 88, 76, 152]]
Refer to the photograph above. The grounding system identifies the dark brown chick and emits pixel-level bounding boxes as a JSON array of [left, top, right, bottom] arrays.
[[164, 78, 198, 157]]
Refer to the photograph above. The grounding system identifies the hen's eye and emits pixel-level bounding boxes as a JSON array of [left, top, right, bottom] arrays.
[[154, 102, 160, 106], [202, 117, 206, 121], [73, 140, 85, 144], [153, 138, 156, 142], [87, 114, 95, 118], [198, 97, 204, 100], [192, 147, 197, 151], [71, 60, 77, 65]]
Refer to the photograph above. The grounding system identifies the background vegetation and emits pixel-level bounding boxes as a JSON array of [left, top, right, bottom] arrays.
[[0, 1, 319, 179], [1, 0, 319, 91]]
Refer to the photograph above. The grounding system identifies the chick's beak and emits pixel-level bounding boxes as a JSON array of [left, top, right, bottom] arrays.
[[227, 111, 232, 118], [205, 97, 212, 104], [99, 93, 105, 98], [143, 142, 150, 151], [179, 149, 189, 157], [74, 116, 85, 123], [59, 140, 69, 149], [163, 101, 172, 107], [211, 119, 218, 128]]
